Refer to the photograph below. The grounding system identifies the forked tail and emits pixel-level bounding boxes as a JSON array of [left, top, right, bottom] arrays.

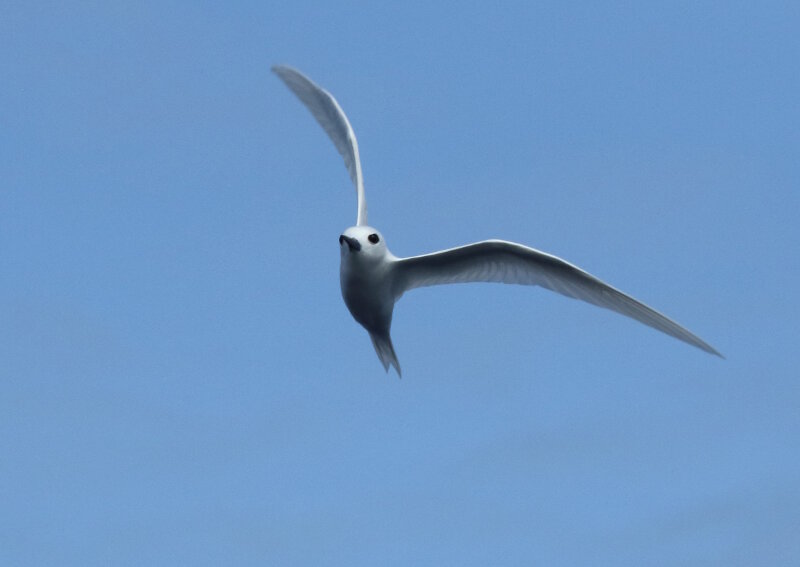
[[369, 332, 401, 377]]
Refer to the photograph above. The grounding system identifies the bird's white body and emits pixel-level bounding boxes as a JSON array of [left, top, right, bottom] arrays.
[[339, 253, 394, 333], [273, 65, 721, 375], [338, 226, 402, 372], [339, 227, 395, 335]]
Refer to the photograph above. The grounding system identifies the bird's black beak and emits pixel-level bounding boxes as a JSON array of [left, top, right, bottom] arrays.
[[339, 235, 361, 252]]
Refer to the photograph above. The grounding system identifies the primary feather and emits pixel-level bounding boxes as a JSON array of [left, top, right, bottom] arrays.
[[272, 65, 367, 226], [393, 240, 722, 357]]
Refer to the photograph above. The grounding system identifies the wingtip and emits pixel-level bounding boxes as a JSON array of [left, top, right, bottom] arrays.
[[697, 339, 724, 359], [271, 64, 297, 79], [699, 343, 724, 359]]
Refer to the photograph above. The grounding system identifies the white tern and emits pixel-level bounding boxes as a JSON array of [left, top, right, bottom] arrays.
[[272, 65, 721, 376]]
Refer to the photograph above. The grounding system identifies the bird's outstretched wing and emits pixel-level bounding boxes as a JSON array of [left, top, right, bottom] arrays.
[[272, 65, 367, 226], [393, 240, 721, 356]]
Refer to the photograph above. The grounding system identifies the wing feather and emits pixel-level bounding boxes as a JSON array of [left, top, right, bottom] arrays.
[[393, 240, 721, 356], [272, 65, 367, 226]]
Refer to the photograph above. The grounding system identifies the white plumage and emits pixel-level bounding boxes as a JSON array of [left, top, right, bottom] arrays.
[[273, 65, 721, 375], [272, 66, 367, 227]]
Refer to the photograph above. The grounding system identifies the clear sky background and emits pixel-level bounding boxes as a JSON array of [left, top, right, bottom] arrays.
[[2, 2, 798, 565]]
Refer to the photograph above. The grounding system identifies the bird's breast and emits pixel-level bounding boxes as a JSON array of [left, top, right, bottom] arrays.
[[340, 261, 394, 332]]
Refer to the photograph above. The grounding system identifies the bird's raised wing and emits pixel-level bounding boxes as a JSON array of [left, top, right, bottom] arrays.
[[393, 240, 721, 356], [272, 65, 367, 226]]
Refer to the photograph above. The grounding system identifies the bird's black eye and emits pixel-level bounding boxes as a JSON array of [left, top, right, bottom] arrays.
[[339, 235, 345, 245], [368, 233, 380, 244]]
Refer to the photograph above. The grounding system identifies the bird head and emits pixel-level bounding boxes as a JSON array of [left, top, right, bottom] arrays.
[[339, 226, 388, 262]]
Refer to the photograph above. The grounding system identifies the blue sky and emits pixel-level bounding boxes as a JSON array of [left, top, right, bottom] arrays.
[[1, 1, 799, 565]]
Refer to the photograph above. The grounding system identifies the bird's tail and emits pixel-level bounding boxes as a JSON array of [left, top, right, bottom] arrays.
[[369, 332, 401, 377]]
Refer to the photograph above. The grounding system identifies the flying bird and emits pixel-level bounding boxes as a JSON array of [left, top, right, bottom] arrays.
[[272, 65, 721, 375]]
